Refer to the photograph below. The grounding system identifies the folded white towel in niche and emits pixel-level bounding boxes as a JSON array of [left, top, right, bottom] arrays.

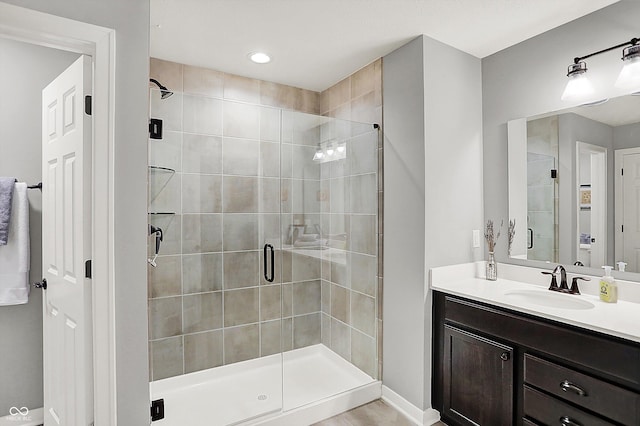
[[0, 183, 30, 305]]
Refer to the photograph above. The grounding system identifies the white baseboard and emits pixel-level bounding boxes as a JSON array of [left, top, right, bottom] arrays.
[[381, 386, 441, 426]]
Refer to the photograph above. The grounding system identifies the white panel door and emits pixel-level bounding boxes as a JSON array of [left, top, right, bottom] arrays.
[[42, 55, 93, 426], [623, 153, 640, 272]]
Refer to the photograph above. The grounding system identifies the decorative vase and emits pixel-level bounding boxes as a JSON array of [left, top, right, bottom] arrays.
[[486, 251, 497, 281]]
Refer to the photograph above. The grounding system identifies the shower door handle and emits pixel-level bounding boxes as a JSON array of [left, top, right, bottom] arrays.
[[263, 243, 274, 283], [528, 228, 534, 249]]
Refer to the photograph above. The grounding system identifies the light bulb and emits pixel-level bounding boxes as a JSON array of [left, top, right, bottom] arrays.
[[327, 147, 335, 156], [337, 144, 346, 153], [312, 149, 325, 161]]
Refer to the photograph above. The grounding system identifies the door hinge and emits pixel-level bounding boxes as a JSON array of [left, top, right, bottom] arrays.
[[85, 95, 92, 115], [150, 399, 164, 422], [85, 260, 92, 279]]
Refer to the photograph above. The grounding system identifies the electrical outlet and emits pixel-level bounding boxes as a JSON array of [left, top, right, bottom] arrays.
[[472, 230, 480, 248]]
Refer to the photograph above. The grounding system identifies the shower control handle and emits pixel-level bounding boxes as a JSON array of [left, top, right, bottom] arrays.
[[263, 244, 275, 283]]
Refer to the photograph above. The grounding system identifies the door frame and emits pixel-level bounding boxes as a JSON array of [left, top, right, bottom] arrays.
[[615, 147, 640, 267], [0, 3, 116, 425], [575, 141, 607, 267]]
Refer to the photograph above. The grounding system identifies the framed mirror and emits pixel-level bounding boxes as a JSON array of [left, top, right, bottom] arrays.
[[508, 94, 640, 274]]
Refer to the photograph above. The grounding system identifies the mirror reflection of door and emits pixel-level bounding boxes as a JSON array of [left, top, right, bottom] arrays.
[[616, 148, 640, 273], [576, 142, 607, 269]]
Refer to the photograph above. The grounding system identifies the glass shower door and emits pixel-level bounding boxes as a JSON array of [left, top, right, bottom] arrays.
[[280, 111, 379, 411]]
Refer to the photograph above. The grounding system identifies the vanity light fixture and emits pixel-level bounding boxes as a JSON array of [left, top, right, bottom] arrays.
[[248, 52, 271, 64], [615, 43, 640, 91], [337, 144, 346, 153], [561, 61, 595, 102], [562, 37, 640, 102]]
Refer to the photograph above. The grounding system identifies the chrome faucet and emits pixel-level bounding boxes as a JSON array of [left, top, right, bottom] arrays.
[[542, 265, 589, 295]]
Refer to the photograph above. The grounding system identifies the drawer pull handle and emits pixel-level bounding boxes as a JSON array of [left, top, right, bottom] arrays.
[[500, 352, 510, 361], [559, 416, 582, 426], [560, 380, 588, 397]]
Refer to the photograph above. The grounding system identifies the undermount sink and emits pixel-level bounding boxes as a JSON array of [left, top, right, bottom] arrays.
[[503, 289, 595, 310]]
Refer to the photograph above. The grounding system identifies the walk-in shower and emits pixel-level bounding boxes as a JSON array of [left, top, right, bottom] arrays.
[[147, 63, 380, 425]]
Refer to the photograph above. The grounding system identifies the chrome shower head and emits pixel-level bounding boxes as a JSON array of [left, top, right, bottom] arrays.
[[149, 78, 174, 99]]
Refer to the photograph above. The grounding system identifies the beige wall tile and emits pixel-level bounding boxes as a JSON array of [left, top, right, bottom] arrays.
[[149, 130, 182, 171], [351, 329, 377, 379], [294, 88, 320, 114], [223, 74, 261, 103], [149, 89, 183, 133], [183, 64, 223, 98], [351, 62, 375, 99], [148, 255, 181, 298], [182, 174, 222, 213], [223, 101, 260, 139], [331, 284, 349, 324], [282, 283, 293, 317], [224, 324, 259, 364], [350, 173, 377, 214], [223, 251, 259, 289], [260, 80, 296, 109], [293, 313, 321, 349], [330, 318, 350, 360], [351, 292, 375, 337], [182, 214, 223, 253], [350, 215, 376, 255], [321, 313, 331, 346], [184, 330, 223, 373], [292, 280, 321, 315], [223, 214, 259, 251], [329, 78, 351, 111], [282, 318, 293, 352], [260, 320, 282, 357], [182, 134, 222, 174], [350, 253, 376, 297], [183, 292, 223, 333], [151, 336, 184, 380], [150, 58, 183, 92], [182, 253, 223, 293], [223, 138, 259, 176], [183, 95, 223, 135], [224, 288, 259, 327], [223, 176, 258, 213], [260, 285, 282, 322], [149, 297, 182, 339]]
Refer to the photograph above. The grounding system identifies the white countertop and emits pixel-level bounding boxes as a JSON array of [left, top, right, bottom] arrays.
[[430, 262, 640, 344]]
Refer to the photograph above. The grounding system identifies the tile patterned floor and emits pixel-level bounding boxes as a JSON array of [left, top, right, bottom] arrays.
[[312, 399, 447, 426]]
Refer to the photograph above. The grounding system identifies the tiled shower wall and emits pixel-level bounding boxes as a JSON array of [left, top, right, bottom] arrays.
[[148, 58, 324, 380], [319, 60, 383, 379], [147, 58, 381, 383]]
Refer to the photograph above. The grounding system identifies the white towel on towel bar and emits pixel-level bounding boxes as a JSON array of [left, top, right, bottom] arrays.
[[0, 183, 30, 305]]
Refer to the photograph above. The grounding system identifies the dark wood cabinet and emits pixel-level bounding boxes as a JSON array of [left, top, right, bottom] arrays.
[[443, 326, 513, 426], [433, 291, 640, 426]]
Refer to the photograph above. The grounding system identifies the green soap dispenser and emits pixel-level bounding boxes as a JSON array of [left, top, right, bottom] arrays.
[[599, 265, 618, 303]]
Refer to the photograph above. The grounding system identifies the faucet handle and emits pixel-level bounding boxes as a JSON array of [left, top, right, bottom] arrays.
[[570, 277, 590, 295], [542, 271, 559, 291]]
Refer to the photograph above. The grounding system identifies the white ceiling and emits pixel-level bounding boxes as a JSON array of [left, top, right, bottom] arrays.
[[150, 0, 619, 92]]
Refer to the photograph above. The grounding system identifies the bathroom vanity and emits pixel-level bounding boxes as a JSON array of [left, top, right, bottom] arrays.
[[430, 263, 640, 426]]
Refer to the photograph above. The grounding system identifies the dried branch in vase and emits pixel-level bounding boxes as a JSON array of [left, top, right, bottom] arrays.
[[485, 219, 503, 252], [508, 219, 516, 255]]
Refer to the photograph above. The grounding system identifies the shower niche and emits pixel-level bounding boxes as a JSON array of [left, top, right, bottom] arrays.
[[147, 60, 380, 425]]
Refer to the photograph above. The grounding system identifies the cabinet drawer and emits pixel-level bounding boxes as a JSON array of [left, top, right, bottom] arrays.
[[443, 295, 640, 389], [524, 386, 615, 426], [525, 354, 640, 425]]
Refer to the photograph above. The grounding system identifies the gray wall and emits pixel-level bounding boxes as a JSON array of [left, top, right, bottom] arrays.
[[614, 122, 640, 150], [383, 35, 483, 411], [0, 37, 79, 417], [383, 36, 427, 409], [482, 0, 640, 264], [1, 0, 151, 423], [557, 113, 614, 267]]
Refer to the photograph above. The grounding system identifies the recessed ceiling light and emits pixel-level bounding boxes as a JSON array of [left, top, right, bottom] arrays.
[[249, 52, 271, 64]]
